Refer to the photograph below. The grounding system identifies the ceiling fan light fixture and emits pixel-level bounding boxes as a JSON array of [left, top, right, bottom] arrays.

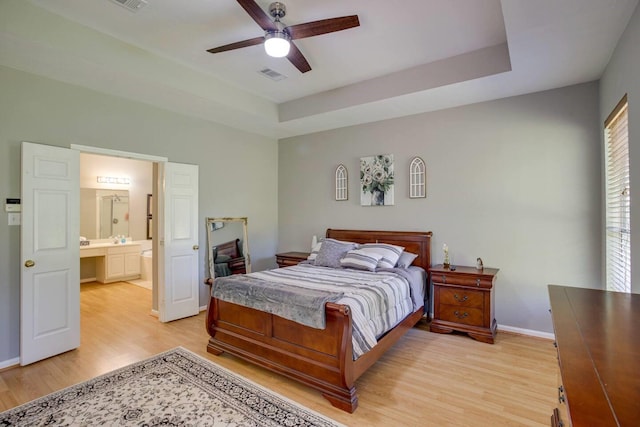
[[207, 1, 360, 73], [264, 31, 291, 58]]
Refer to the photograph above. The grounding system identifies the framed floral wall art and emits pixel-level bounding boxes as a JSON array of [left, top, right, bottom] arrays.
[[360, 154, 394, 206]]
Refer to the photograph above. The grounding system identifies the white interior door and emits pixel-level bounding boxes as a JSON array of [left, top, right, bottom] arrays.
[[21, 142, 80, 365], [158, 162, 199, 322]]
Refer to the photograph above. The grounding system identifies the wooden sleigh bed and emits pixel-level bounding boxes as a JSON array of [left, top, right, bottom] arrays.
[[205, 229, 432, 413]]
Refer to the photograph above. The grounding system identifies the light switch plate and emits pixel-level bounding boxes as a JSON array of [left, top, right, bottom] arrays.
[[8, 213, 20, 226]]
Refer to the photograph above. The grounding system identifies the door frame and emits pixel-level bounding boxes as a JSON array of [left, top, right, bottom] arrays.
[[70, 145, 168, 164], [71, 144, 168, 316]]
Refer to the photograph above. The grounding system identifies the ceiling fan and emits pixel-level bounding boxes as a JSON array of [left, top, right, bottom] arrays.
[[207, 0, 360, 73]]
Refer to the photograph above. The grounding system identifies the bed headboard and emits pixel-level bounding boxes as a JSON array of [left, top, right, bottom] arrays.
[[325, 229, 433, 271], [214, 238, 242, 260]]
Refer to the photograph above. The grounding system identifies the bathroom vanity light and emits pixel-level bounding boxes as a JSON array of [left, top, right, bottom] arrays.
[[97, 176, 130, 185]]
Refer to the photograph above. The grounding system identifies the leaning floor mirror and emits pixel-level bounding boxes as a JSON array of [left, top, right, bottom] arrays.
[[205, 217, 251, 284]]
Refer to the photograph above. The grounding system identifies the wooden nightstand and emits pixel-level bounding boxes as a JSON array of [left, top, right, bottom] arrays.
[[429, 264, 499, 344], [275, 251, 310, 268]]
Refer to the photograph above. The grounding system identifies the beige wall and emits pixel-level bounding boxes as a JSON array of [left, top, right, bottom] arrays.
[[0, 65, 279, 363], [600, 2, 640, 293], [278, 82, 602, 335]]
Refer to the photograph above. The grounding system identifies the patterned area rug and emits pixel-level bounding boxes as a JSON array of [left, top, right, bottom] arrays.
[[0, 347, 344, 427]]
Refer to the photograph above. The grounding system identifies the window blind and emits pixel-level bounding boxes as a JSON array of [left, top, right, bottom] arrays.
[[604, 95, 630, 293]]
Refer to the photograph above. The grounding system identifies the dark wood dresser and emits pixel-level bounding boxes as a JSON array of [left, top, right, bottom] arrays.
[[275, 251, 310, 268], [430, 264, 499, 344], [548, 285, 640, 427]]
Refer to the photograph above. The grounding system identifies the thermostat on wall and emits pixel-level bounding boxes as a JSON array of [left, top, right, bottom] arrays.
[[5, 198, 21, 212]]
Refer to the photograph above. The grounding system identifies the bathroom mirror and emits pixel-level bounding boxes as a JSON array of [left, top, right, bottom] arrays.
[[80, 188, 130, 239], [206, 217, 250, 282]]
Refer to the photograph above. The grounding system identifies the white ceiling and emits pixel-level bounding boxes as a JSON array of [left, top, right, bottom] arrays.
[[2, 0, 638, 138]]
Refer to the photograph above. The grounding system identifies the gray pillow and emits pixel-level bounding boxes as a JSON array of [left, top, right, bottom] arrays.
[[314, 238, 357, 268], [396, 251, 418, 268]]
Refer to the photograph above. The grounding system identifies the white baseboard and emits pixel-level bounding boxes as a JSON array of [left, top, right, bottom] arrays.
[[0, 357, 19, 370], [498, 324, 554, 340], [80, 277, 96, 283], [199, 305, 207, 312], [426, 311, 554, 340]]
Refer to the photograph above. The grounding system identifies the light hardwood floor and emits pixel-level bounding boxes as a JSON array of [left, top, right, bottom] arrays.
[[0, 282, 558, 426]]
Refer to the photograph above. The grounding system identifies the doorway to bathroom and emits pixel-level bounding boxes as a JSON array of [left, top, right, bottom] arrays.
[[71, 143, 200, 325], [79, 152, 154, 295]]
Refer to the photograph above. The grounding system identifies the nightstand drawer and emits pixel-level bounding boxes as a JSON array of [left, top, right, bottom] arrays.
[[439, 288, 484, 308], [433, 273, 493, 288], [278, 258, 302, 267], [439, 304, 484, 326], [276, 251, 310, 268]]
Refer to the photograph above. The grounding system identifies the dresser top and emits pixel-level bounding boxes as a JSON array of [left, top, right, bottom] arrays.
[[549, 285, 640, 426]]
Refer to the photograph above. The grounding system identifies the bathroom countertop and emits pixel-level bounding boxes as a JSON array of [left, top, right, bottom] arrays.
[[80, 241, 141, 258], [80, 240, 140, 248]]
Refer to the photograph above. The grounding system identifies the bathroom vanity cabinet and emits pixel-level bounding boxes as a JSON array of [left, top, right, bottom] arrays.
[[81, 243, 141, 283]]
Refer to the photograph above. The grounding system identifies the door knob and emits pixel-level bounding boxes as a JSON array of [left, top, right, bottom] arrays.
[[193, 245, 199, 250], [24, 260, 35, 268]]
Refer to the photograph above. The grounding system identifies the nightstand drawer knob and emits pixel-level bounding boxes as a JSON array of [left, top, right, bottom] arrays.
[[442, 275, 446, 284], [476, 278, 481, 286], [454, 310, 469, 319], [454, 293, 468, 302]]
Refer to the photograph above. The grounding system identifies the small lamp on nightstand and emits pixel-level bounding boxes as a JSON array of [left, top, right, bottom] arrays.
[[443, 243, 450, 269]]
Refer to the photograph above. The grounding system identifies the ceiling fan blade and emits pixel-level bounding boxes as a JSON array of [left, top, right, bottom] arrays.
[[236, 0, 277, 31], [286, 15, 360, 40], [287, 42, 311, 73], [207, 36, 265, 54]]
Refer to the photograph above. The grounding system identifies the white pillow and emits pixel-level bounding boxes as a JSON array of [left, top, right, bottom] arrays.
[[307, 240, 323, 262], [340, 249, 384, 271], [358, 243, 404, 269]]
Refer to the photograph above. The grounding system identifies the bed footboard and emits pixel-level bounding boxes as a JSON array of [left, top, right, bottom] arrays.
[[206, 295, 424, 412], [206, 297, 358, 412]]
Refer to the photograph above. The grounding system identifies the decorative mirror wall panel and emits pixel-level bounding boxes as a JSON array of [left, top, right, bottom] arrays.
[[335, 164, 348, 201], [409, 157, 426, 198]]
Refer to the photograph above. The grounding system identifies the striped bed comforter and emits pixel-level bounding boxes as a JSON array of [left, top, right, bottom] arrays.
[[246, 264, 417, 359]]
